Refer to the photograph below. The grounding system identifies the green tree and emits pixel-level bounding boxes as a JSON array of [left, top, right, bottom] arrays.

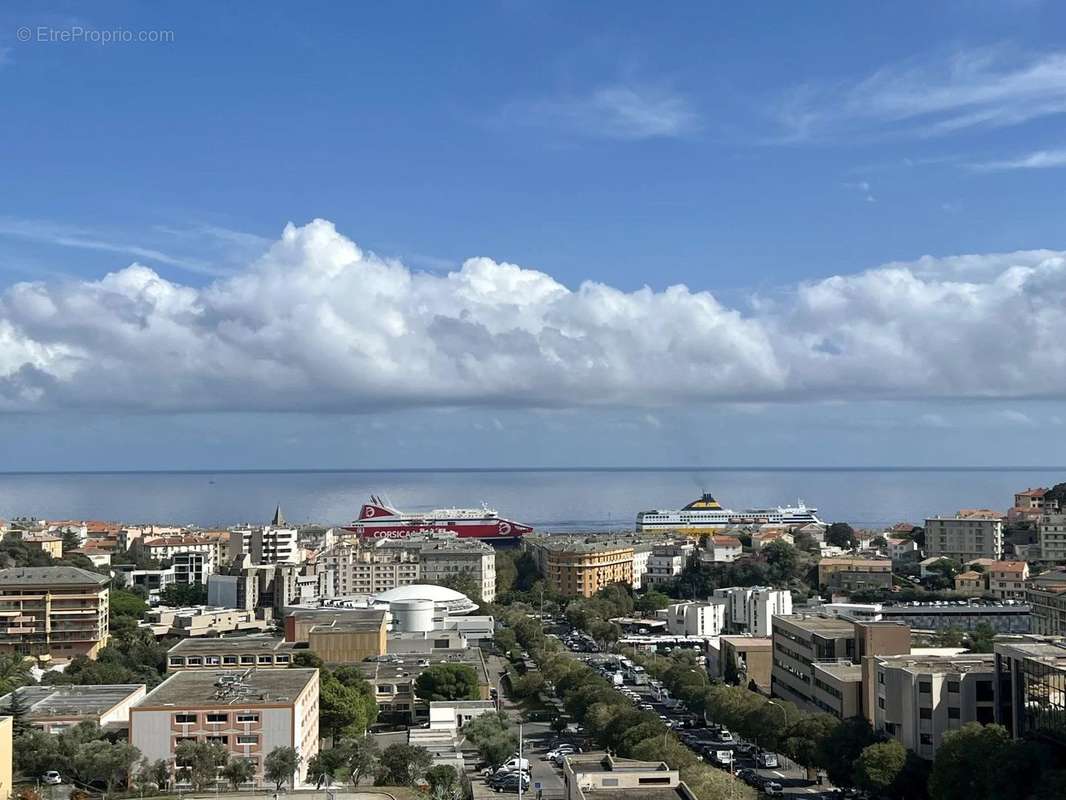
[[438, 572, 482, 604], [175, 741, 228, 791], [71, 739, 142, 795], [781, 713, 838, 773], [425, 764, 460, 800], [856, 740, 907, 795], [374, 743, 432, 786], [307, 749, 346, 789], [158, 582, 208, 606], [825, 522, 857, 549], [928, 723, 1037, 800], [0, 655, 32, 695], [109, 589, 148, 621], [344, 737, 380, 786], [136, 759, 171, 792], [820, 717, 880, 787], [320, 675, 371, 744], [495, 551, 518, 596], [414, 663, 479, 702], [290, 650, 324, 669], [967, 623, 997, 653], [61, 528, 82, 553], [264, 746, 301, 790], [635, 590, 671, 614], [221, 758, 255, 790]]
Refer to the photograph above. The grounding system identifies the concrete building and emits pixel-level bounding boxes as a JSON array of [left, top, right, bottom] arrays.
[[166, 637, 296, 671], [207, 560, 325, 619], [130, 668, 319, 785], [228, 507, 301, 565], [428, 700, 496, 731], [994, 635, 1066, 746], [713, 636, 772, 690], [142, 606, 270, 638], [357, 649, 491, 723], [954, 571, 985, 595], [0, 716, 9, 800], [817, 557, 894, 592], [1039, 513, 1066, 562], [172, 551, 214, 585], [705, 535, 742, 563], [770, 615, 910, 717], [1015, 488, 1049, 511], [524, 537, 634, 598], [879, 601, 1030, 633], [563, 753, 696, 800], [631, 544, 652, 590], [0, 566, 110, 660], [0, 684, 145, 733], [17, 532, 63, 559], [885, 537, 919, 564], [713, 586, 792, 636], [285, 607, 387, 643], [644, 545, 688, 587], [305, 612, 388, 664], [405, 538, 496, 603], [871, 653, 996, 759], [142, 536, 220, 573], [981, 560, 1029, 600], [925, 512, 1005, 562], [658, 601, 726, 637], [1028, 569, 1066, 636]]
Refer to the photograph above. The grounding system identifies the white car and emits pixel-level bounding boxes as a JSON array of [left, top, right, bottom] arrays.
[[717, 730, 735, 743], [544, 747, 576, 760], [42, 772, 62, 786], [713, 751, 733, 767]]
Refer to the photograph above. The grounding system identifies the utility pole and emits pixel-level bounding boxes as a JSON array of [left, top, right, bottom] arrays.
[[518, 723, 524, 800]]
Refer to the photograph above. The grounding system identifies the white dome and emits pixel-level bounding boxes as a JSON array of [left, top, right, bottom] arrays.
[[372, 584, 478, 615], [375, 585, 466, 602]]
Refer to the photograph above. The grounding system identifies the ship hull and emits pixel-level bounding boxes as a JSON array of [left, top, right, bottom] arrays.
[[343, 518, 532, 542]]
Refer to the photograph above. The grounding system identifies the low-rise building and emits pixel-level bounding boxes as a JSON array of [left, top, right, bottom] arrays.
[[954, 571, 985, 595], [0, 566, 110, 660], [879, 601, 1030, 633], [817, 557, 893, 592], [715, 635, 772, 690], [657, 601, 726, 637], [1015, 488, 1049, 511], [870, 653, 995, 759], [644, 545, 688, 587], [16, 532, 63, 559], [1028, 569, 1066, 636], [705, 535, 742, 563], [978, 560, 1029, 600], [751, 529, 794, 551], [563, 753, 696, 800], [166, 637, 296, 671], [357, 649, 491, 723], [885, 537, 919, 563], [0, 684, 145, 733], [130, 668, 319, 785], [925, 512, 1005, 562], [142, 606, 270, 638]]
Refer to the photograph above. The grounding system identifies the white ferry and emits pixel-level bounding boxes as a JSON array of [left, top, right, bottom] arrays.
[[636, 493, 823, 532]]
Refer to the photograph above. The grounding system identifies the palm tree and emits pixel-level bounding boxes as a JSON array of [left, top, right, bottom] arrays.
[[0, 654, 32, 696]]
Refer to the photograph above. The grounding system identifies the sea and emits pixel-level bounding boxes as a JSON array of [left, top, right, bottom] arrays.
[[0, 467, 1061, 532]]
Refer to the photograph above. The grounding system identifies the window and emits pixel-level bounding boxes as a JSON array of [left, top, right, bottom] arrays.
[[222, 655, 238, 665], [878, 697, 885, 709], [205, 656, 220, 666], [919, 708, 932, 719], [236, 713, 259, 723], [276, 654, 290, 664], [947, 681, 960, 693], [257, 655, 273, 664], [237, 735, 258, 745], [638, 778, 672, 785], [169, 657, 185, 666], [976, 706, 995, 724], [187, 657, 203, 666], [175, 714, 197, 724], [918, 681, 932, 694], [948, 707, 960, 719], [206, 713, 228, 723], [878, 671, 884, 685], [601, 779, 619, 788], [206, 736, 228, 745], [240, 655, 255, 665], [920, 734, 932, 745], [976, 681, 994, 702]]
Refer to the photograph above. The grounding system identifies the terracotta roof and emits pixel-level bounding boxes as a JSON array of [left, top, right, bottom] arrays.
[[1016, 488, 1047, 498], [143, 536, 217, 547], [711, 536, 742, 546], [955, 571, 983, 581]]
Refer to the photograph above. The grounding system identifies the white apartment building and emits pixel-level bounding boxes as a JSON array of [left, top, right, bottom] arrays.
[[713, 586, 792, 636], [631, 545, 652, 590], [316, 536, 496, 602], [871, 653, 996, 760], [924, 513, 1004, 562], [1039, 513, 1066, 562], [658, 601, 726, 636], [707, 535, 742, 563], [172, 551, 213, 585], [644, 545, 688, 587]]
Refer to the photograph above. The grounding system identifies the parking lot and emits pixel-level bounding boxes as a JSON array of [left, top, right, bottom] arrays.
[[561, 629, 840, 799]]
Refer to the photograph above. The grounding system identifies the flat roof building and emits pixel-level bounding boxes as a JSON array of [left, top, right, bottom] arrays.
[[562, 753, 697, 800], [130, 668, 319, 785], [994, 635, 1066, 747], [925, 513, 1004, 562], [0, 684, 145, 733], [0, 566, 110, 660], [357, 649, 491, 723]]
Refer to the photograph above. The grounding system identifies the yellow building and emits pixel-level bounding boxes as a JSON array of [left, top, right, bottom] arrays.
[[0, 716, 10, 800], [18, 533, 63, 559], [954, 571, 986, 595], [817, 557, 893, 591], [0, 567, 110, 660], [540, 543, 634, 598]]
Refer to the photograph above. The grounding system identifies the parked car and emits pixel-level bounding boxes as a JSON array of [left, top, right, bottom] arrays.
[[763, 782, 784, 797], [717, 730, 735, 743], [756, 752, 778, 769], [713, 750, 733, 767], [41, 772, 62, 786], [735, 742, 755, 756], [493, 774, 531, 793], [499, 757, 530, 772], [735, 768, 755, 783]]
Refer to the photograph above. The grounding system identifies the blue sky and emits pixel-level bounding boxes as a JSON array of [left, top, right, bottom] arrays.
[[3, 2, 1066, 469]]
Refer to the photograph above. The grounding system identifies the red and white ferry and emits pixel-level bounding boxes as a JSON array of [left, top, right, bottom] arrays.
[[343, 495, 533, 543]]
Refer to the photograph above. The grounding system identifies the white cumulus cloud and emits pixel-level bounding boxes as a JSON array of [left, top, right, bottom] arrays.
[[2, 219, 1066, 413]]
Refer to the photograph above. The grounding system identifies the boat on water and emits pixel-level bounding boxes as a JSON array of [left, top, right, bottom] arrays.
[[636, 492, 823, 532], [343, 495, 533, 542]]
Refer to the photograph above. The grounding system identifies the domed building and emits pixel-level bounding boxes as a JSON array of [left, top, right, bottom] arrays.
[[370, 584, 479, 616]]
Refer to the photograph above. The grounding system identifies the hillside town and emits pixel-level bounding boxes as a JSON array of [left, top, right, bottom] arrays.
[[0, 485, 1064, 800]]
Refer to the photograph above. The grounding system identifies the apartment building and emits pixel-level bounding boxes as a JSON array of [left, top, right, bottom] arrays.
[[172, 551, 214, 585], [713, 586, 793, 636], [524, 536, 635, 598], [954, 571, 984, 595], [207, 560, 326, 618], [16, 532, 63, 559], [644, 545, 689, 587], [1015, 488, 1049, 511], [376, 537, 497, 602], [0, 684, 145, 733], [705, 535, 742, 563], [228, 507, 301, 565], [1027, 569, 1066, 636], [925, 512, 1005, 562], [971, 560, 1029, 600], [871, 653, 995, 759], [1038, 513, 1066, 562], [817, 557, 894, 592], [994, 635, 1066, 746], [771, 615, 910, 717], [130, 668, 319, 785], [0, 567, 110, 659], [658, 601, 726, 637], [631, 544, 652, 590], [142, 536, 221, 570], [317, 543, 420, 596]]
